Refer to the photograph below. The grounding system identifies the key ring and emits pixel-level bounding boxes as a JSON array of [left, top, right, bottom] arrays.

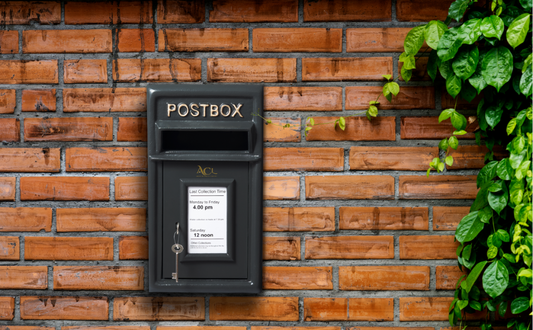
[[172, 224, 184, 254]]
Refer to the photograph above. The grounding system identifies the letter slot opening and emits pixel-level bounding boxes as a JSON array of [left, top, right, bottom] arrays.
[[161, 130, 249, 151]]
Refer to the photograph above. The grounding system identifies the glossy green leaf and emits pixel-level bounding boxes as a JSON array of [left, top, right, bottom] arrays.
[[462, 244, 472, 260], [498, 301, 508, 317], [479, 206, 492, 223], [477, 161, 498, 187], [520, 63, 532, 97], [487, 246, 498, 259], [449, 135, 459, 149], [488, 180, 504, 192], [338, 117, 346, 131], [485, 104, 504, 129], [439, 138, 449, 150], [445, 156, 454, 166], [453, 46, 479, 80], [496, 158, 513, 180], [439, 109, 455, 123], [437, 28, 463, 62], [523, 53, 532, 73], [458, 18, 482, 45], [446, 73, 462, 98], [368, 105, 378, 117], [382, 74, 392, 80], [425, 21, 449, 49], [460, 80, 477, 102], [455, 211, 483, 243], [507, 118, 517, 135], [509, 179, 524, 205], [400, 52, 416, 70], [401, 65, 412, 82], [482, 260, 509, 298], [427, 50, 439, 81], [404, 25, 426, 55], [510, 149, 527, 169], [481, 15, 505, 40], [449, 0, 470, 22], [488, 182, 508, 214], [506, 14, 531, 49], [496, 229, 510, 242], [451, 111, 467, 130], [510, 296, 529, 314], [520, 0, 532, 10], [464, 261, 487, 293], [482, 46, 514, 92]]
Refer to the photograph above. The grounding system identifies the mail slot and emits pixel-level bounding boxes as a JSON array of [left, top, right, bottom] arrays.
[[147, 84, 263, 293]]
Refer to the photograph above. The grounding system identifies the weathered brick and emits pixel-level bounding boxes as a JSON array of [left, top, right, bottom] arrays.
[[0, 266, 47, 290], [254, 28, 342, 52], [0, 297, 14, 320], [349, 147, 438, 171], [157, 0, 205, 23], [264, 87, 342, 111], [0, 148, 60, 172], [0, 327, 54, 330], [114, 297, 205, 321], [66, 327, 149, 330], [263, 176, 299, 200], [208, 58, 296, 83], [117, 29, 156, 52], [442, 87, 482, 110], [265, 148, 343, 171], [348, 298, 394, 321], [263, 266, 333, 290], [65, 1, 152, 24], [21, 177, 110, 201], [264, 207, 335, 232], [303, 298, 347, 321], [0, 237, 19, 260], [448, 145, 507, 169], [0, 89, 15, 113], [397, 0, 454, 21], [115, 176, 148, 201], [64, 59, 107, 84], [253, 327, 338, 330], [66, 147, 147, 172], [401, 116, 477, 140], [210, 0, 297, 22], [54, 266, 144, 291], [57, 208, 146, 232], [345, 86, 435, 110], [118, 117, 147, 141], [0, 207, 52, 232], [113, 58, 201, 82], [63, 88, 146, 112], [20, 296, 109, 320], [399, 175, 478, 199], [339, 207, 428, 231], [21, 89, 56, 112], [399, 297, 454, 321], [436, 266, 467, 290], [306, 117, 396, 141], [0, 60, 58, 84], [0, 31, 17, 54], [339, 266, 430, 291], [25, 237, 113, 261], [0, 1, 61, 24], [305, 236, 394, 259], [433, 206, 470, 231], [306, 176, 394, 200], [160, 28, 248, 52], [24, 118, 113, 142], [399, 236, 458, 259], [263, 237, 300, 260], [302, 57, 392, 81], [399, 57, 431, 81], [23, 30, 112, 53], [303, 0, 392, 22], [119, 236, 148, 260], [347, 28, 410, 52], [0, 177, 16, 201], [264, 118, 301, 142], [210, 297, 298, 321]]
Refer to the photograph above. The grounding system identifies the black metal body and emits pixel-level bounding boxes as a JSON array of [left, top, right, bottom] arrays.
[[147, 84, 263, 293]]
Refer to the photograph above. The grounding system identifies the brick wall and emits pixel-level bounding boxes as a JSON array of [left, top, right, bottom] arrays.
[[0, 0, 484, 328]]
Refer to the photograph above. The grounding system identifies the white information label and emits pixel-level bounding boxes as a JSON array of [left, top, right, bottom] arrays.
[[188, 187, 227, 254]]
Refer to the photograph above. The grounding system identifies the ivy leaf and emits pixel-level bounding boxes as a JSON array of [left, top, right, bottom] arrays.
[[487, 246, 498, 259], [510, 297, 529, 314], [498, 301, 508, 317], [520, 63, 532, 97], [458, 18, 483, 45], [437, 28, 463, 62], [470, 301, 482, 311], [367, 105, 378, 117], [439, 108, 455, 123], [382, 74, 392, 80], [463, 261, 487, 292], [506, 118, 517, 135], [460, 81, 477, 102], [427, 50, 439, 81], [439, 60, 453, 80], [448, 0, 471, 22], [445, 156, 454, 166], [496, 158, 513, 180], [404, 25, 426, 56], [456, 211, 483, 243], [482, 260, 509, 298], [479, 206, 492, 223], [477, 161, 498, 187], [400, 52, 416, 70], [439, 138, 449, 150], [451, 111, 467, 130], [522, 53, 532, 73], [481, 15, 505, 40], [510, 149, 527, 169], [485, 104, 504, 129], [338, 117, 346, 131], [520, 0, 532, 10], [506, 14, 531, 49], [482, 46, 514, 92], [446, 73, 463, 98], [383, 82, 400, 97], [425, 20, 449, 49], [488, 182, 508, 214], [449, 136, 459, 149], [496, 229, 510, 242], [401, 65, 413, 82], [509, 179, 524, 205], [453, 46, 479, 80]]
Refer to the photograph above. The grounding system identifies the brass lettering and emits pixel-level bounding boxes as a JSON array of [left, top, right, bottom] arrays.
[[167, 104, 176, 117], [232, 103, 243, 118], [190, 103, 200, 117], [177, 103, 189, 117], [210, 104, 219, 117], [220, 104, 231, 117], [199, 104, 208, 117]]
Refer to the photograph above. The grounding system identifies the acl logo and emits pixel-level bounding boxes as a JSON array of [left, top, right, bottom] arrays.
[[197, 165, 217, 177]]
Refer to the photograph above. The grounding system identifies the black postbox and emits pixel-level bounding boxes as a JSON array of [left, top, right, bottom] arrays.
[[147, 84, 263, 293]]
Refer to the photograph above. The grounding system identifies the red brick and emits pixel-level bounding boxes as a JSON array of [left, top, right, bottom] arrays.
[[210, 297, 298, 321], [264, 118, 301, 142], [66, 147, 147, 172], [66, 327, 148, 330], [113, 58, 201, 82], [117, 29, 155, 52], [442, 87, 482, 110], [208, 58, 296, 82], [306, 176, 394, 200], [157, 0, 205, 23], [436, 266, 467, 290], [115, 177, 148, 201], [25, 237, 113, 261], [0, 2, 61, 24], [0, 266, 47, 290], [264, 86, 342, 111], [264, 207, 335, 232], [253, 327, 338, 330], [347, 28, 410, 52], [0, 31, 17, 54], [448, 145, 507, 169], [24, 117, 113, 142], [303, 0, 392, 22], [399, 235, 458, 259], [119, 236, 148, 260], [263, 176, 300, 200], [254, 28, 342, 52], [210, 0, 297, 22], [433, 206, 470, 231], [0, 327, 54, 330], [57, 208, 146, 232], [160, 28, 248, 52], [302, 57, 393, 81], [23, 30, 112, 53], [54, 266, 143, 291], [401, 116, 477, 140], [65, 1, 152, 24], [400, 297, 454, 321], [263, 266, 332, 290], [399, 57, 431, 81], [339, 266, 430, 291], [63, 88, 146, 112], [64, 59, 107, 84], [303, 298, 347, 321], [399, 175, 478, 199], [339, 207, 428, 230], [20, 296, 109, 320], [21, 177, 110, 201], [0, 237, 19, 260], [0, 297, 14, 320], [0, 177, 16, 201], [305, 236, 394, 259], [0, 89, 15, 113], [118, 117, 147, 141], [349, 147, 438, 171], [397, 0, 454, 21], [0, 208, 52, 232], [348, 298, 394, 321], [114, 297, 205, 321], [21, 89, 56, 112], [346, 86, 435, 110], [0, 148, 60, 172], [263, 237, 300, 260], [306, 117, 396, 141], [265, 148, 343, 171], [0, 60, 58, 84]]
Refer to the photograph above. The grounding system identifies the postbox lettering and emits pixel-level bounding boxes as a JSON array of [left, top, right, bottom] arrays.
[[177, 103, 189, 117], [199, 103, 208, 117], [210, 104, 219, 117], [190, 103, 200, 117], [166, 103, 244, 118], [167, 103, 176, 117], [232, 104, 243, 118], [220, 104, 231, 117]]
